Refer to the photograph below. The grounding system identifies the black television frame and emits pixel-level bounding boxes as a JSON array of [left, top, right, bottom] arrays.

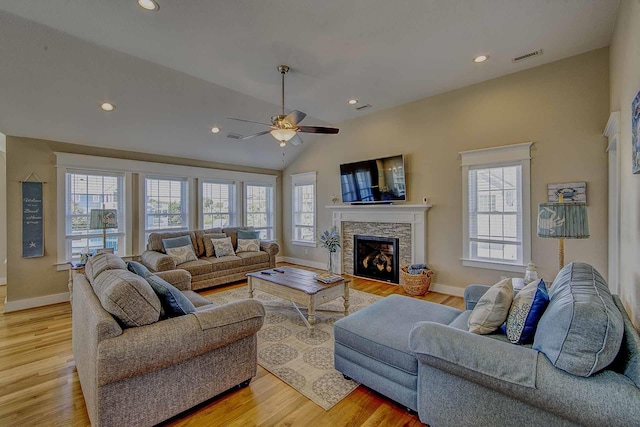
[[339, 154, 406, 204]]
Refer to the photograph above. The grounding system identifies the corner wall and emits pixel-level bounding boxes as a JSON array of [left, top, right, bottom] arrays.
[[0, 133, 6, 285], [283, 48, 610, 294], [610, 0, 640, 327]]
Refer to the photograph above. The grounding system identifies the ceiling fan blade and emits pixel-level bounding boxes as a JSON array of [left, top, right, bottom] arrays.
[[283, 110, 307, 126], [289, 133, 304, 146], [297, 125, 340, 134], [241, 130, 272, 140], [227, 117, 272, 127]]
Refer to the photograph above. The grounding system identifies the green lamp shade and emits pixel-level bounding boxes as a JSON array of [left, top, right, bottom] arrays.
[[90, 209, 118, 230], [537, 202, 589, 239]]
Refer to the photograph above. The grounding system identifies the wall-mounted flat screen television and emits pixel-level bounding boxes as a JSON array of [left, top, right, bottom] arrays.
[[340, 154, 406, 204]]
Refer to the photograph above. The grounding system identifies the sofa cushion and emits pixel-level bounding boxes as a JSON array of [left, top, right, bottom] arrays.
[[533, 262, 624, 377], [610, 295, 640, 388], [145, 274, 197, 318], [91, 269, 161, 327], [212, 236, 236, 257], [236, 238, 261, 253], [206, 255, 244, 271], [468, 278, 513, 334], [85, 252, 127, 283], [176, 259, 214, 276], [203, 232, 228, 257], [236, 251, 270, 266], [503, 279, 549, 344]]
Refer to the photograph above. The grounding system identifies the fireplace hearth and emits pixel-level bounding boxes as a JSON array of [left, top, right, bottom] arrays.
[[353, 235, 400, 283]]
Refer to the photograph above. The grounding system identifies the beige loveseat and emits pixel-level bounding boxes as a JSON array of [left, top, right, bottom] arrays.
[[140, 227, 280, 290], [72, 253, 265, 427]]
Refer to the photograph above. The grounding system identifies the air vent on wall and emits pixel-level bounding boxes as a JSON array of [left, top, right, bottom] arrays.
[[355, 104, 372, 111], [227, 132, 242, 139], [512, 49, 543, 63]]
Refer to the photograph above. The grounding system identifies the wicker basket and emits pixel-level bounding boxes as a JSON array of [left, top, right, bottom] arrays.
[[399, 265, 433, 296]]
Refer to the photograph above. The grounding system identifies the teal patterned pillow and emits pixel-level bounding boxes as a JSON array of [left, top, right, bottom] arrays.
[[212, 236, 236, 257], [162, 236, 197, 265], [236, 238, 260, 253], [238, 229, 261, 239], [503, 279, 549, 344]]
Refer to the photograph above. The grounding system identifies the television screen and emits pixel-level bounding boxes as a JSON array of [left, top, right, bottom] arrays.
[[340, 155, 406, 203]]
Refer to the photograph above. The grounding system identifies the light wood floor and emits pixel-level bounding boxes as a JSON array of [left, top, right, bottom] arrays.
[[0, 264, 464, 426]]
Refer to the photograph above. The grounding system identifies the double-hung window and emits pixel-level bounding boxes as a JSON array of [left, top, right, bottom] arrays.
[[244, 183, 274, 239], [291, 172, 316, 246], [65, 170, 125, 260], [461, 143, 532, 272], [144, 176, 189, 239], [201, 180, 237, 228]]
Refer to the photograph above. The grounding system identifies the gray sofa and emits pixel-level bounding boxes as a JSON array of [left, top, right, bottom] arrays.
[[72, 253, 265, 427], [140, 227, 279, 290], [334, 262, 640, 426]]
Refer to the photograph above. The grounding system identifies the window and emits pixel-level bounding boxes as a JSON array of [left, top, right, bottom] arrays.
[[245, 183, 274, 239], [201, 180, 237, 228], [461, 143, 532, 272], [144, 176, 189, 239], [65, 170, 125, 260], [291, 172, 316, 246]]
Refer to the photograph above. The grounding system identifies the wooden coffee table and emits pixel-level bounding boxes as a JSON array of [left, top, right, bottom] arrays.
[[247, 266, 350, 331]]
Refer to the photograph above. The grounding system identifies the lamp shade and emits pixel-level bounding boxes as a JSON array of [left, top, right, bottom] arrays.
[[537, 202, 589, 239], [90, 209, 118, 230]]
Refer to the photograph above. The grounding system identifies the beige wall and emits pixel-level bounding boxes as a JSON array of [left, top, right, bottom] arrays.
[[283, 48, 610, 293], [0, 133, 6, 284], [610, 0, 640, 326], [5, 136, 282, 304]]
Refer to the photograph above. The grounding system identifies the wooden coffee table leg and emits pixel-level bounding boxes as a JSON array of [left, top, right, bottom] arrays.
[[308, 296, 316, 332], [343, 283, 350, 316], [248, 277, 254, 298]]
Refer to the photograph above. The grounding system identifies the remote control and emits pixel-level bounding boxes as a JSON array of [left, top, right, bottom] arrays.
[[274, 268, 285, 273], [260, 271, 273, 275]]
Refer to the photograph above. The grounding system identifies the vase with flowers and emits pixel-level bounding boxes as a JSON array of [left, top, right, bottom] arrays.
[[319, 227, 341, 274]]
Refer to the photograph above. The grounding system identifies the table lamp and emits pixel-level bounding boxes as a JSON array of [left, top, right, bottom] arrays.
[[537, 198, 589, 270], [90, 209, 118, 249]]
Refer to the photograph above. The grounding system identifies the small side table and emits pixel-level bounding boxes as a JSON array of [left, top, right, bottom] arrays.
[[67, 261, 85, 304]]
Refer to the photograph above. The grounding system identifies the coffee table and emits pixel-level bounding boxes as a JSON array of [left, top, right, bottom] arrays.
[[247, 266, 350, 331]]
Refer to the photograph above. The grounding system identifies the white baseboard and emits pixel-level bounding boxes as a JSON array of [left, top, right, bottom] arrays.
[[0, 277, 6, 286], [429, 282, 465, 298], [4, 292, 70, 313], [278, 256, 326, 270]]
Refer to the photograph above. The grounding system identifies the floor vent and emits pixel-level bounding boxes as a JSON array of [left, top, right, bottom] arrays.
[[512, 49, 544, 63], [355, 104, 372, 111], [227, 132, 242, 139]]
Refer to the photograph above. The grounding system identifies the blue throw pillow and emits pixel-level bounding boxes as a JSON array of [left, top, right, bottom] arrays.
[[127, 261, 150, 277], [237, 229, 261, 239], [145, 274, 196, 318], [502, 279, 549, 344], [162, 235, 193, 249]]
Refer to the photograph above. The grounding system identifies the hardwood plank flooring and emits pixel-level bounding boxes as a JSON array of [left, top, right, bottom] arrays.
[[0, 263, 464, 426]]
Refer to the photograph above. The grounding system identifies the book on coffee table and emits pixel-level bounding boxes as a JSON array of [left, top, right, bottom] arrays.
[[314, 272, 343, 284]]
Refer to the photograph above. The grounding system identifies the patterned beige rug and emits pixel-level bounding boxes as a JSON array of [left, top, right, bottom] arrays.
[[207, 287, 382, 410]]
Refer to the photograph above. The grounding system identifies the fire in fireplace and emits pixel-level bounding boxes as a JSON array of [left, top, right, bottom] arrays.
[[353, 235, 400, 283]]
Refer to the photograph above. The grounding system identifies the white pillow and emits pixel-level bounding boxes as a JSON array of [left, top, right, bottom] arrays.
[[212, 236, 236, 257], [468, 278, 514, 334], [236, 238, 260, 253], [165, 244, 197, 265]]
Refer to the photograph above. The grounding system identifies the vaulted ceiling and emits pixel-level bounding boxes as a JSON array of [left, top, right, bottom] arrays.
[[0, 1, 619, 170]]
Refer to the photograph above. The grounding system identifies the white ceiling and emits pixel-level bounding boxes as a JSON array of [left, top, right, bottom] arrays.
[[0, 0, 619, 170]]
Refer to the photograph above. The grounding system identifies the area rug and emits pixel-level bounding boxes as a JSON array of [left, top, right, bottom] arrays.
[[206, 287, 381, 410]]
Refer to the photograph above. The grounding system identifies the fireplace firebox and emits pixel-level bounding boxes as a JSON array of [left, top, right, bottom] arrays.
[[353, 235, 400, 283]]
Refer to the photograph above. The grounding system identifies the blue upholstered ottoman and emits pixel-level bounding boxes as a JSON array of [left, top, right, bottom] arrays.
[[334, 294, 464, 411]]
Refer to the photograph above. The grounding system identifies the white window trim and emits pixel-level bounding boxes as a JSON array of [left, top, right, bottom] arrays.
[[198, 178, 240, 229], [244, 181, 276, 240], [291, 171, 317, 247], [460, 142, 532, 272], [142, 174, 190, 237]]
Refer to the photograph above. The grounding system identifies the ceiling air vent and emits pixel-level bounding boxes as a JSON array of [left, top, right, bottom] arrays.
[[512, 49, 543, 63], [227, 132, 242, 140], [355, 104, 372, 111]]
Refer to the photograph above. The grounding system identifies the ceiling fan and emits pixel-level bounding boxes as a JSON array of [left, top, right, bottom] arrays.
[[228, 65, 339, 147]]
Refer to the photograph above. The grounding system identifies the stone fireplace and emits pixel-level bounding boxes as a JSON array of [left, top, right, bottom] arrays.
[[327, 204, 431, 279]]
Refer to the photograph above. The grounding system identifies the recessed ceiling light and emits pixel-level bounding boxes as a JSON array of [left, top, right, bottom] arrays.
[[473, 55, 489, 63], [211, 126, 220, 134], [100, 102, 115, 112], [138, 0, 159, 11], [348, 99, 358, 105]]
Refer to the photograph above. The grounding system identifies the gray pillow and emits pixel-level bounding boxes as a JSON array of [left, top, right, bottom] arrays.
[[468, 278, 513, 334], [533, 262, 624, 377], [203, 233, 228, 257], [85, 252, 127, 283]]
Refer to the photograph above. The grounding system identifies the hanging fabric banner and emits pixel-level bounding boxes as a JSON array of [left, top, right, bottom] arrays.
[[22, 181, 44, 258]]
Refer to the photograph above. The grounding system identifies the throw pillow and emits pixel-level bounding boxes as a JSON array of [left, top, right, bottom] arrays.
[[145, 274, 196, 318], [162, 235, 197, 265], [127, 260, 150, 277], [468, 278, 514, 334], [212, 236, 236, 257], [236, 238, 260, 253], [502, 279, 549, 344], [237, 229, 261, 240], [203, 232, 228, 257]]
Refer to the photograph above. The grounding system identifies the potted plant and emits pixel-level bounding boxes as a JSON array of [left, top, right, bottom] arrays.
[[319, 227, 341, 274]]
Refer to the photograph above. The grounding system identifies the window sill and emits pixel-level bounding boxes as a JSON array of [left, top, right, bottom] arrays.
[[291, 240, 317, 248], [461, 259, 526, 273]]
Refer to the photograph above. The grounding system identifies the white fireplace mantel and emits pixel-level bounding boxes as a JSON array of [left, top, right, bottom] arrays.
[[327, 204, 432, 274]]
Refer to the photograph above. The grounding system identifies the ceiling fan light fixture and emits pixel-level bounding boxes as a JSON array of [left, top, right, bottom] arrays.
[[270, 128, 296, 143], [279, 141, 287, 148]]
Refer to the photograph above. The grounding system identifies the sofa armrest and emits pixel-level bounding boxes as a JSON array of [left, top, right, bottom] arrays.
[[463, 284, 491, 310], [260, 240, 280, 257], [140, 250, 176, 272], [154, 269, 192, 291], [409, 321, 538, 388], [97, 299, 265, 386]]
